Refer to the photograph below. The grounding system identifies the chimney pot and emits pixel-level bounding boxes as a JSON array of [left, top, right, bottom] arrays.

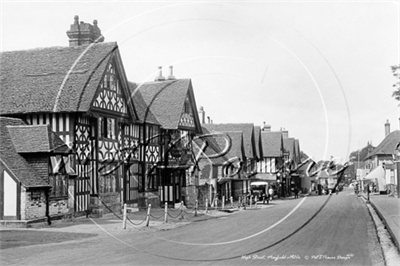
[[155, 66, 166, 81], [67, 15, 104, 47], [198, 106, 205, 124], [168, 66, 176, 80]]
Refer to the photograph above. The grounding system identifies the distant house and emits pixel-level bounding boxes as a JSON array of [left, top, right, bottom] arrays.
[[256, 130, 284, 186], [130, 73, 202, 207], [202, 123, 257, 176], [0, 117, 73, 223], [202, 123, 256, 198], [1, 16, 141, 216], [364, 123, 400, 191]]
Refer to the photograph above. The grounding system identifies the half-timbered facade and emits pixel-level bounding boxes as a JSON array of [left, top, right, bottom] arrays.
[[131, 75, 202, 207], [0, 17, 141, 216]]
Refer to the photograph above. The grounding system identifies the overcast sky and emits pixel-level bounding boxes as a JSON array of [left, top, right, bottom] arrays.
[[1, 0, 399, 163]]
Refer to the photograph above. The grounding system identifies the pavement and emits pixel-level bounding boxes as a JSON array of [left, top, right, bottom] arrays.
[[360, 192, 400, 252]]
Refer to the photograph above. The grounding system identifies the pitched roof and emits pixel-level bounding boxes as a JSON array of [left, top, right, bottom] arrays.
[[128, 82, 160, 125], [0, 42, 135, 117], [254, 126, 262, 159], [0, 117, 50, 187], [367, 130, 400, 159], [7, 125, 70, 154], [202, 123, 255, 159], [132, 79, 201, 132], [261, 131, 283, 157], [283, 138, 296, 160], [294, 139, 301, 163]]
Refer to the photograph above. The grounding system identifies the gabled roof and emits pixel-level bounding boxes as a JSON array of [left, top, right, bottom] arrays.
[[7, 125, 70, 154], [220, 131, 245, 162], [283, 138, 296, 160], [128, 82, 160, 125], [132, 79, 202, 133], [367, 130, 400, 159], [0, 117, 50, 188], [202, 123, 255, 159], [261, 131, 283, 157], [198, 127, 244, 162], [254, 126, 262, 159], [0, 42, 136, 119], [294, 139, 301, 163]]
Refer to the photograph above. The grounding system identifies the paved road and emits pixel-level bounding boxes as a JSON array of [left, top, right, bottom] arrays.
[[2, 188, 384, 266]]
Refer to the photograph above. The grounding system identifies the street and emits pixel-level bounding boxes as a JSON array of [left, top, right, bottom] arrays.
[[1, 188, 384, 266]]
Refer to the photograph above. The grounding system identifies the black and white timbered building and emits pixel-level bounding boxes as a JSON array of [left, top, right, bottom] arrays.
[[0, 17, 141, 216]]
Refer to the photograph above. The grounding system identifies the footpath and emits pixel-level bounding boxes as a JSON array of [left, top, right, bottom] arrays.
[[361, 192, 400, 253]]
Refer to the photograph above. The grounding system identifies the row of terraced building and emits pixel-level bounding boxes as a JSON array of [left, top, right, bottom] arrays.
[[0, 16, 310, 224]]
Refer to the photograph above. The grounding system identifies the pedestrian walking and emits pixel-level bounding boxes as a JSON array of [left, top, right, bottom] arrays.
[[268, 187, 274, 202], [294, 187, 299, 199]]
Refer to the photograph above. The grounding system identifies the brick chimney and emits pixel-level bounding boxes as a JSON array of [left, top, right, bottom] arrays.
[[262, 121, 271, 131], [385, 119, 390, 136], [66, 15, 104, 47], [198, 106, 205, 124], [281, 128, 289, 139]]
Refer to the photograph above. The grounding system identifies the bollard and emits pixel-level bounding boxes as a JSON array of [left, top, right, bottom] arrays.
[[215, 198, 218, 210], [164, 202, 168, 223], [122, 203, 127, 229], [250, 196, 253, 209], [239, 197, 241, 208], [230, 196, 233, 208], [255, 201, 257, 209], [195, 200, 198, 217], [222, 196, 225, 210], [146, 204, 152, 227], [206, 198, 209, 213]]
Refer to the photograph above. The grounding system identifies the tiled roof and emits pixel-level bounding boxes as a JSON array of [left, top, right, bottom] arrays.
[[0, 42, 122, 115], [128, 82, 160, 125], [202, 123, 255, 159], [0, 117, 50, 187], [254, 126, 262, 159], [367, 130, 400, 158], [220, 131, 245, 162], [8, 125, 70, 154], [132, 79, 201, 132], [283, 138, 296, 160], [261, 131, 283, 157], [294, 139, 301, 163]]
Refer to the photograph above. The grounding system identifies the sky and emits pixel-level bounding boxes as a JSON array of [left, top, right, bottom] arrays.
[[1, 0, 399, 163]]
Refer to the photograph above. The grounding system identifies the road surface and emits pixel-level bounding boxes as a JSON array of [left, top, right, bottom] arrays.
[[1, 188, 384, 265]]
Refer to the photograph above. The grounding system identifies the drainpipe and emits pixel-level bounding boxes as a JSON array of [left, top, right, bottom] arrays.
[[45, 188, 51, 225]]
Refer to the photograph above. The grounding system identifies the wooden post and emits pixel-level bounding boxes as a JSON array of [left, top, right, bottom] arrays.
[[195, 200, 198, 217], [164, 202, 168, 223], [205, 198, 208, 213], [122, 203, 127, 229], [222, 196, 225, 210], [146, 204, 152, 227]]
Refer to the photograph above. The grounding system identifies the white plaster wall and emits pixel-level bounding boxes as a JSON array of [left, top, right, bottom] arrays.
[[4, 171, 17, 217]]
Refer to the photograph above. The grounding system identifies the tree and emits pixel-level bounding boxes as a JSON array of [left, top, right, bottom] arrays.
[[391, 65, 400, 101]]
